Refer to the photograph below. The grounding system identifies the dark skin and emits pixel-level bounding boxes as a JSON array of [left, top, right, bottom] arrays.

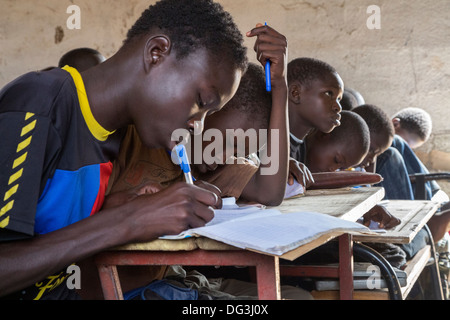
[[287, 71, 344, 189], [358, 127, 448, 238], [189, 23, 290, 206], [238, 23, 290, 205], [288, 72, 344, 141], [357, 131, 393, 173], [304, 131, 367, 173], [300, 127, 401, 230], [0, 32, 242, 296]]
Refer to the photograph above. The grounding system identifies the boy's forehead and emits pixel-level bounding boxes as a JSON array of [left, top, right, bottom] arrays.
[[306, 72, 344, 90]]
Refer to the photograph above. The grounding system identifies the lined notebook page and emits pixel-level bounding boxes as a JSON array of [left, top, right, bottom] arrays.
[[193, 210, 369, 256]]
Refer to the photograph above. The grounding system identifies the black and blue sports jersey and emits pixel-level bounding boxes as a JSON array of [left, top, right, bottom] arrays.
[[0, 66, 123, 299]]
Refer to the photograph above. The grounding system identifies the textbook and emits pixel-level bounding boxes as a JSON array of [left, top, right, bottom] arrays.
[[160, 198, 371, 259]]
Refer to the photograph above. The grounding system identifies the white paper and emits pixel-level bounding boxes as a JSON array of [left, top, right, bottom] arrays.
[[194, 210, 370, 256], [284, 180, 304, 199], [159, 197, 267, 240]]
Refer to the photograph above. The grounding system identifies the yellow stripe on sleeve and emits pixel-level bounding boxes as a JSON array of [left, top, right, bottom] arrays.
[[0, 216, 10, 228], [16, 136, 32, 153], [0, 200, 14, 218], [8, 168, 23, 185], [3, 184, 18, 202], [20, 119, 37, 137], [12, 152, 27, 169]]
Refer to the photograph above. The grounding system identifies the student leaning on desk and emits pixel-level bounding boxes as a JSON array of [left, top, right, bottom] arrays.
[[0, 0, 248, 300], [99, 21, 313, 300]]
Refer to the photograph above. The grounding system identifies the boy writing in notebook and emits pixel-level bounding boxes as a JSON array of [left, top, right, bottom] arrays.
[[0, 0, 248, 299], [109, 24, 292, 207], [104, 24, 313, 300]]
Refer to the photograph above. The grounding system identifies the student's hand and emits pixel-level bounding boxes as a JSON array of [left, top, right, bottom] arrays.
[[246, 23, 288, 88], [124, 182, 220, 241], [362, 205, 401, 230], [102, 182, 163, 209], [198, 159, 259, 200], [194, 180, 223, 209], [288, 159, 315, 188]]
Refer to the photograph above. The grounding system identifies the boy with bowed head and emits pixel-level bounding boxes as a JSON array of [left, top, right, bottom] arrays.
[[0, 0, 247, 299]]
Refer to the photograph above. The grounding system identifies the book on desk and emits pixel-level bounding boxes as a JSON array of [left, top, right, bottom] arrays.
[[160, 197, 374, 261]]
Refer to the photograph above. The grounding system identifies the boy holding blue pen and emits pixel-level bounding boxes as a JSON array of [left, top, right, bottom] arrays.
[[108, 23, 293, 207], [0, 0, 248, 300], [103, 23, 313, 300]]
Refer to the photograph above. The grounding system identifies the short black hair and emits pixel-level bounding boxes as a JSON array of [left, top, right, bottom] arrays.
[[124, 0, 247, 71], [220, 62, 272, 128], [340, 90, 358, 111], [341, 87, 365, 111], [353, 104, 395, 141], [58, 48, 104, 71], [287, 57, 337, 87], [392, 107, 432, 142], [329, 111, 370, 154]]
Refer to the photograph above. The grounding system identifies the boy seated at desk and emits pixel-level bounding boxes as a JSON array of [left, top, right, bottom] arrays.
[[108, 61, 293, 206], [103, 26, 313, 300], [0, 0, 248, 300], [287, 57, 344, 164], [391, 107, 447, 202], [279, 108, 406, 274], [353, 105, 450, 242], [292, 110, 401, 230], [351, 104, 450, 275], [298, 110, 370, 174], [391, 107, 449, 243]]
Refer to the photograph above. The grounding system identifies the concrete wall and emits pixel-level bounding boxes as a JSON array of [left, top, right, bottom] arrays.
[[1, 0, 449, 194]]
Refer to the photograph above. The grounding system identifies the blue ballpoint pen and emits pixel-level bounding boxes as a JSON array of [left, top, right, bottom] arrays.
[[175, 144, 194, 184], [264, 22, 271, 92]]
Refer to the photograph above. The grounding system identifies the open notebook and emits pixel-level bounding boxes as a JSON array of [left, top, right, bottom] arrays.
[[160, 197, 371, 258]]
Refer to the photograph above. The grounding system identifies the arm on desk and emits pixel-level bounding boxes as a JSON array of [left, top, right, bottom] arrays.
[[287, 158, 314, 188], [0, 182, 219, 297], [362, 205, 401, 230]]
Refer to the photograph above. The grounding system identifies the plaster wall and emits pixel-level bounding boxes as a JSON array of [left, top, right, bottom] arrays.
[[1, 0, 449, 194]]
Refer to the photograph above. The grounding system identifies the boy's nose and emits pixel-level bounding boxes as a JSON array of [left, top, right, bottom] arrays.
[[187, 114, 206, 135], [334, 100, 342, 113]]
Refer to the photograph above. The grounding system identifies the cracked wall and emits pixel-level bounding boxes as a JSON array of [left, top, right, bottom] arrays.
[[1, 0, 449, 194]]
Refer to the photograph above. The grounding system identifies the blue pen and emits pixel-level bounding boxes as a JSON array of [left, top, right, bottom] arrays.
[[175, 144, 194, 184], [264, 22, 271, 92]]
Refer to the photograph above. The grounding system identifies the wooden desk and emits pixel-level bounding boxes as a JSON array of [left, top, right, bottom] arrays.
[[354, 200, 440, 243], [277, 187, 385, 299], [95, 187, 384, 300], [277, 187, 385, 221], [313, 200, 443, 300]]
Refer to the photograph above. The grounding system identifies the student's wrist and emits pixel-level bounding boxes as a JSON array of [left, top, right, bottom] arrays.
[[271, 77, 288, 90]]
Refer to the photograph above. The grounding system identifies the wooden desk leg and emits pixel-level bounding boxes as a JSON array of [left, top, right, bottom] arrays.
[[97, 264, 123, 300], [255, 256, 281, 300], [338, 234, 354, 300]]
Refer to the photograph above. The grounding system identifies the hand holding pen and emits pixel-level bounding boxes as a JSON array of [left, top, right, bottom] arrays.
[[246, 22, 288, 91], [174, 144, 222, 208]]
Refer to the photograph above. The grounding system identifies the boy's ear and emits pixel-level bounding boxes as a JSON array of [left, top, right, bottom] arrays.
[[288, 83, 302, 104], [143, 35, 171, 73], [392, 117, 401, 130]]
